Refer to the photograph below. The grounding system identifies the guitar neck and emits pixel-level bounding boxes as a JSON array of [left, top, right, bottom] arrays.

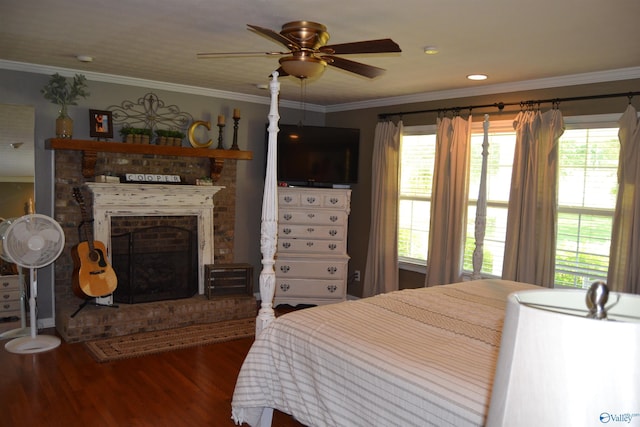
[[73, 188, 97, 250]]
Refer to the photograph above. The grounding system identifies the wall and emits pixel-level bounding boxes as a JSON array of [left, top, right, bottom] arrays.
[[326, 78, 640, 296], [0, 68, 323, 326], [2, 66, 639, 321]]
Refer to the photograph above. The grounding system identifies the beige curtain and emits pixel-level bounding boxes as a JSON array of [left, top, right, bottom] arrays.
[[363, 120, 403, 297], [425, 115, 472, 286], [607, 104, 640, 294], [502, 108, 564, 286]]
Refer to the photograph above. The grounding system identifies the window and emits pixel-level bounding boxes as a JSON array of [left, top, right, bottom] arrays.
[[398, 115, 620, 289], [554, 126, 619, 288], [398, 126, 436, 266]]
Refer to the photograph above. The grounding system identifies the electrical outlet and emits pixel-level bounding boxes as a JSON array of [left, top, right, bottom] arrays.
[[354, 270, 361, 282]]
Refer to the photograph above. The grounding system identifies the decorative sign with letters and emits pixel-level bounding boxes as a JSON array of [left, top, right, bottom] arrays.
[[124, 174, 181, 183]]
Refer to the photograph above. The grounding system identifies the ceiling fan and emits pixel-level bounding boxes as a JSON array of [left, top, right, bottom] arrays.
[[197, 21, 401, 80]]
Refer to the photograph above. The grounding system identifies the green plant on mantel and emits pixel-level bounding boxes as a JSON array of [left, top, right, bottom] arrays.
[[120, 126, 152, 137], [155, 129, 186, 139], [41, 73, 89, 115]]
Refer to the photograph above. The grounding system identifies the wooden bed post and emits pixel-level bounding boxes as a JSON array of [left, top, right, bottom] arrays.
[[256, 72, 280, 334]]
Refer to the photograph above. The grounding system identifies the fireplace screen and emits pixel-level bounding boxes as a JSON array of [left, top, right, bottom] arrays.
[[111, 216, 198, 304]]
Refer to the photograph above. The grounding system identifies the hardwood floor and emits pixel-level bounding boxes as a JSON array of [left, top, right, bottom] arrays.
[[0, 329, 305, 427]]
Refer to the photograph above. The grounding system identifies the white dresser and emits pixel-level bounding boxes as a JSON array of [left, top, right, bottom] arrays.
[[0, 275, 22, 321], [274, 187, 351, 307]]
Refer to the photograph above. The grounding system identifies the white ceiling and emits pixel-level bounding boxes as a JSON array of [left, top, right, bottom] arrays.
[[2, 0, 640, 109]]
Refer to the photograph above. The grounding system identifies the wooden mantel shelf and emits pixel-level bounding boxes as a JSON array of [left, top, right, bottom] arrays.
[[45, 138, 253, 181]]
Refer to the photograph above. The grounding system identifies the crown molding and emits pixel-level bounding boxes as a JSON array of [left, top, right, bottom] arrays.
[[2, 60, 638, 115], [325, 66, 640, 113], [0, 60, 325, 113]]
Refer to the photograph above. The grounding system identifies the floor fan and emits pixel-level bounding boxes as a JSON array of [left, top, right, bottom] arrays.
[[0, 217, 30, 340], [1, 214, 65, 354]]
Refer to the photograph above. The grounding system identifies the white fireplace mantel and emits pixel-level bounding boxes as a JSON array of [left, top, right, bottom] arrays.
[[85, 183, 224, 295]]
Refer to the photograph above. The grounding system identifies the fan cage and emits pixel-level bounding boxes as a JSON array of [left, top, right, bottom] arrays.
[[4, 214, 65, 269]]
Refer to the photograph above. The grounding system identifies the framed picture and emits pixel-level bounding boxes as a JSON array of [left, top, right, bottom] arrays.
[[89, 109, 114, 139]]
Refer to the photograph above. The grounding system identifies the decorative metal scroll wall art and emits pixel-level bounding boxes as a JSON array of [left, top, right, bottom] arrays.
[[107, 93, 193, 135]]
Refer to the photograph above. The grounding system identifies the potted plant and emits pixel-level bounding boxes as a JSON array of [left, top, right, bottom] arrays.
[[41, 73, 89, 139], [120, 126, 152, 144], [155, 129, 186, 146]]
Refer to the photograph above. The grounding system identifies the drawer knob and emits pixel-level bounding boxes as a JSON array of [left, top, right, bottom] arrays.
[[328, 244, 337, 250], [330, 216, 338, 222], [283, 214, 292, 221], [282, 242, 291, 249], [307, 213, 315, 219], [306, 242, 314, 247], [283, 228, 292, 235], [306, 227, 314, 233], [327, 266, 337, 274], [280, 265, 290, 273], [306, 197, 316, 204], [327, 285, 337, 293], [284, 196, 293, 203], [2, 294, 9, 299], [329, 198, 339, 204], [3, 304, 10, 309], [329, 229, 337, 236], [280, 283, 290, 292]]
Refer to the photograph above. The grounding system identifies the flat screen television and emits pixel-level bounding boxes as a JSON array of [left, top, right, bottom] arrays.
[[268, 124, 360, 187]]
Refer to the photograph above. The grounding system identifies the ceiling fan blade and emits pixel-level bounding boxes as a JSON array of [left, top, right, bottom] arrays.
[[323, 56, 386, 78], [197, 51, 288, 59], [247, 24, 300, 50], [320, 39, 401, 55]]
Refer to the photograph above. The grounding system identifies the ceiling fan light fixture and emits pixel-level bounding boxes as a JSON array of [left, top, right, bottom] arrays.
[[279, 56, 327, 79]]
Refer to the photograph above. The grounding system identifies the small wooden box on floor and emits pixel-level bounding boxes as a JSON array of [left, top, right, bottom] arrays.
[[205, 263, 253, 298]]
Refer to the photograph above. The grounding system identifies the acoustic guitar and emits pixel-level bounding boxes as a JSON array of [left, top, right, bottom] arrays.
[[71, 187, 117, 298]]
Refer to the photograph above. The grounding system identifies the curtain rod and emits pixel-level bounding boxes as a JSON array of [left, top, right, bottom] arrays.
[[378, 91, 640, 120]]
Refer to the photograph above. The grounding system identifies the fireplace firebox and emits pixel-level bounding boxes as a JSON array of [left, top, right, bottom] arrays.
[[111, 217, 198, 304]]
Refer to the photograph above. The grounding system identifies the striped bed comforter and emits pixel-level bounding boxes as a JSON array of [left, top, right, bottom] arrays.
[[231, 279, 538, 427]]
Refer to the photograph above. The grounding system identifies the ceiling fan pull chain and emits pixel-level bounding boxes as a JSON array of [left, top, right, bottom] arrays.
[[298, 79, 307, 125]]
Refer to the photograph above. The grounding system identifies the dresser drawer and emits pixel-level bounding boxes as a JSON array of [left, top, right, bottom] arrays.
[[1, 275, 21, 291], [279, 191, 301, 206], [299, 192, 349, 209], [275, 258, 348, 280], [279, 238, 346, 254], [278, 188, 351, 209], [279, 224, 345, 240], [0, 290, 21, 302], [0, 299, 22, 312], [275, 278, 346, 299], [279, 210, 347, 226]]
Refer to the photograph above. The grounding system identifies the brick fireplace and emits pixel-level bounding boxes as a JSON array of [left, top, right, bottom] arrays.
[[53, 149, 256, 343]]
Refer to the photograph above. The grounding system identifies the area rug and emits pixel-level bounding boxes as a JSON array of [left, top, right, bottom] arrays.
[[84, 317, 255, 362]]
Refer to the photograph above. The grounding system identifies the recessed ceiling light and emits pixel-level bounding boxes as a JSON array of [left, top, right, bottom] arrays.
[[76, 55, 93, 63], [423, 46, 439, 55], [467, 74, 488, 81]]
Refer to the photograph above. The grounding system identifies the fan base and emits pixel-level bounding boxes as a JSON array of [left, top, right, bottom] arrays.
[[4, 335, 61, 354], [0, 326, 30, 340]]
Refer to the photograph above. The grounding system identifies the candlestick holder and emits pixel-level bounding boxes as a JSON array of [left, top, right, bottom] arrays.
[[216, 124, 225, 149], [230, 117, 240, 150]]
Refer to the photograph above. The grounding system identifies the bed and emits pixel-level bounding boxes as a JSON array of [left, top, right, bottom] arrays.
[[231, 278, 538, 426], [231, 73, 538, 426]]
